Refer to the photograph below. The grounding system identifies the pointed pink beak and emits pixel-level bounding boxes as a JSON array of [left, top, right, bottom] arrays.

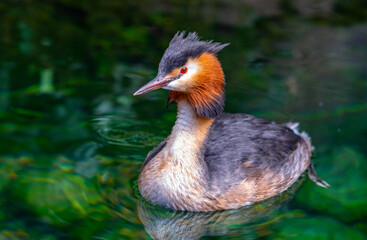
[[133, 76, 175, 96]]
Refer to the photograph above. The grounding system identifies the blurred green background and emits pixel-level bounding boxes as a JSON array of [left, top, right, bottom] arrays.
[[1, 0, 367, 239]]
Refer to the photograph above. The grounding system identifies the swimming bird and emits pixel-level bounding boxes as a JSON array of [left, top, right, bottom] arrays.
[[133, 32, 329, 212]]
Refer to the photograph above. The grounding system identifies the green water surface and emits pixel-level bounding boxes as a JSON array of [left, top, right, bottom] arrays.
[[1, 0, 367, 239]]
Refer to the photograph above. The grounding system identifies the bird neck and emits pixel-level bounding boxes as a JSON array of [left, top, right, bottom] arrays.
[[138, 99, 214, 211], [166, 100, 213, 164]]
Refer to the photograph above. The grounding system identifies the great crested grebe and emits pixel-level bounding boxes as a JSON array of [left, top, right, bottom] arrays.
[[133, 32, 329, 212]]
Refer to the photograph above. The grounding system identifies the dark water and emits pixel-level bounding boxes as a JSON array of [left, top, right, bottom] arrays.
[[1, 1, 367, 239]]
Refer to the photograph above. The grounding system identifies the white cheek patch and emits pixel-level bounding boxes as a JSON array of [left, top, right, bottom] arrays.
[[166, 61, 199, 91]]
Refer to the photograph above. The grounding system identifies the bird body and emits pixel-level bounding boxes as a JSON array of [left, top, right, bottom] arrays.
[[134, 32, 328, 212]]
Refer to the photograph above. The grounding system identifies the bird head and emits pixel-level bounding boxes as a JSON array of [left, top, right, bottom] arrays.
[[134, 32, 229, 118]]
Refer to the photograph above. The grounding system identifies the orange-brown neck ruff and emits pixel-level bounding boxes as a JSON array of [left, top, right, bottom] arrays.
[[168, 53, 225, 118]]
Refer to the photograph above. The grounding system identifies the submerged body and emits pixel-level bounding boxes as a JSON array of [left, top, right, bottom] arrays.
[[134, 32, 328, 212]]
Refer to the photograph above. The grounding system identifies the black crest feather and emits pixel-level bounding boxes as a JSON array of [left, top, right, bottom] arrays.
[[158, 31, 229, 75]]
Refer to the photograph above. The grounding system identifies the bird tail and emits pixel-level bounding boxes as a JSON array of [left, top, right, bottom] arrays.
[[286, 122, 330, 188]]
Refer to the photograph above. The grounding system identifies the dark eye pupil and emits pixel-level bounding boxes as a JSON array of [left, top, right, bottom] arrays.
[[181, 67, 187, 74]]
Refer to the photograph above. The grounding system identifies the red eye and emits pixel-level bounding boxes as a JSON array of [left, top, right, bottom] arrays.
[[180, 67, 188, 74]]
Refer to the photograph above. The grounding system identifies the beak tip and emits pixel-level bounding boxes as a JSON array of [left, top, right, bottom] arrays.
[[133, 76, 170, 97]]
